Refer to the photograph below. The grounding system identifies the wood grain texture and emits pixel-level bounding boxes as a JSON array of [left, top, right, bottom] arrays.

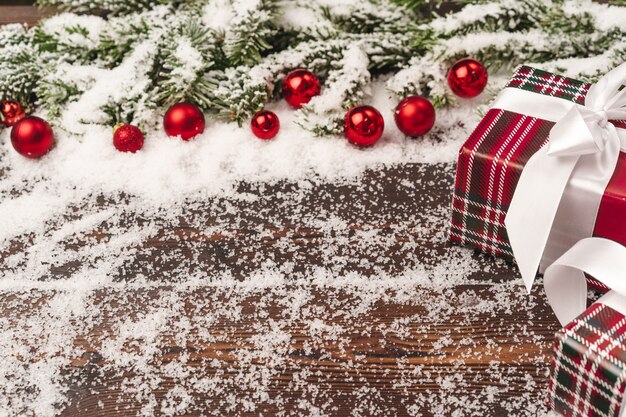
[[0, 6, 561, 417], [0, 6, 50, 26], [0, 161, 561, 417], [1, 282, 559, 417]]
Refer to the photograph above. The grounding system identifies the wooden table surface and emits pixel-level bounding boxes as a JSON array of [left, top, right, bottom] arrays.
[[0, 5, 48, 26], [0, 5, 562, 417]]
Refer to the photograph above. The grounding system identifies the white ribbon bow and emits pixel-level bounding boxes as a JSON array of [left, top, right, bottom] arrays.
[[544, 237, 626, 326], [505, 62, 626, 292]]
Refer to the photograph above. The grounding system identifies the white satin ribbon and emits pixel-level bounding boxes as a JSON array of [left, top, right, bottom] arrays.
[[544, 237, 626, 326], [501, 63, 626, 292]]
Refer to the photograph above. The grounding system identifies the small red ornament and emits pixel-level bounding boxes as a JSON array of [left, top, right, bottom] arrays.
[[2, 100, 26, 127], [282, 69, 321, 109], [10, 116, 54, 159], [343, 105, 384, 147], [251, 110, 280, 140], [447, 58, 488, 98], [394, 96, 436, 137], [113, 124, 144, 153], [163, 103, 205, 140]]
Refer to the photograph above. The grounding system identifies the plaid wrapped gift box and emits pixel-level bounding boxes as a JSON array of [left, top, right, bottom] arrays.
[[548, 294, 626, 417], [449, 65, 626, 291]]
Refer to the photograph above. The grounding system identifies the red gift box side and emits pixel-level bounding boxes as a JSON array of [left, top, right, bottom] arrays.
[[450, 108, 552, 257], [548, 303, 626, 417]]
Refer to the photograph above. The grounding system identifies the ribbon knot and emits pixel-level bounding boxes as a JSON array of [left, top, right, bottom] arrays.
[[504, 62, 626, 292], [546, 105, 615, 157], [597, 110, 609, 128]]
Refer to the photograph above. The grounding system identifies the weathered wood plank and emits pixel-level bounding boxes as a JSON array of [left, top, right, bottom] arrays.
[[0, 158, 558, 416], [0, 6, 48, 26], [0, 283, 559, 417]]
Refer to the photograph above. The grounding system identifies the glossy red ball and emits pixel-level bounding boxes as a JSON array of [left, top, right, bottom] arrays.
[[2, 100, 26, 127], [447, 58, 488, 98], [343, 105, 384, 147], [163, 103, 205, 140], [251, 110, 280, 140], [113, 124, 144, 153], [10, 116, 54, 159], [394, 96, 436, 137], [282, 69, 321, 109]]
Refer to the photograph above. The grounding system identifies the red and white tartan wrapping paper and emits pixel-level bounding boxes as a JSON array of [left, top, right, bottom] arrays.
[[449, 65, 626, 291], [548, 298, 626, 417]]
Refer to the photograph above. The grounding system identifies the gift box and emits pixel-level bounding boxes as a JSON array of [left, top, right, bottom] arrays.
[[548, 292, 626, 417], [449, 65, 626, 290]]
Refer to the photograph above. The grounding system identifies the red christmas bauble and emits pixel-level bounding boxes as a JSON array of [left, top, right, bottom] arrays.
[[10, 116, 54, 159], [113, 124, 144, 153], [343, 105, 384, 147], [163, 103, 205, 140], [2, 100, 26, 127], [251, 110, 280, 140], [394, 96, 436, 137], [282, 69, 321, 109], [447, 58, 488, 98]]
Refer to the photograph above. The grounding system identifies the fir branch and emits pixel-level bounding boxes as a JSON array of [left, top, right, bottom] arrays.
[[296, 31, 421, 135], [57, 41, 159, 132], [321, 0, 420, 33], [32, 14, 105, 64], [274, 1, 338, 42], [96, 6, 172, 66], [210, 67, 272, 125], [297, 46, 372, 136], [387, 25, 624, 108], [37, 80, 81, 119], [388, 0, 626, 107], [368, 31, 431, 73], [0, 24, 42, 105], [210, 31, 418, 127], [428, 0, 543, 36], [154, 20, 221, 108], [36, 64, 97, 119], [210, 38, 346, 124], [0, 44, 41, 105], [0, 24, 31, 48], [11, 0, 626, 138], [224, 0, 280, 67], [536, 39, 626, 82], [539, 2, 596, 34]]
